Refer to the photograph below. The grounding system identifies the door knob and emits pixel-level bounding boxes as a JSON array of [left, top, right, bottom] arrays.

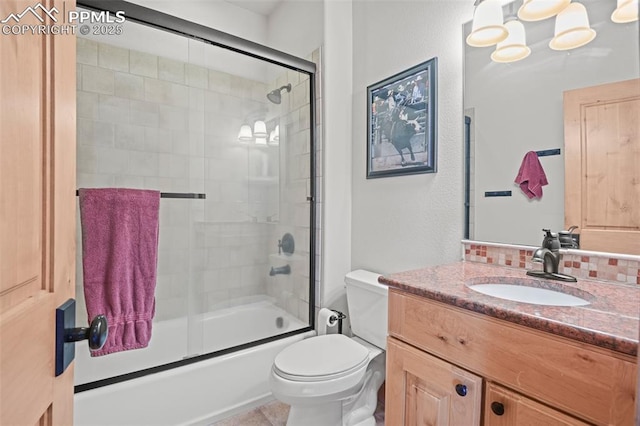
[[55, 299, 109, 376], [65, 314, 108, 350]]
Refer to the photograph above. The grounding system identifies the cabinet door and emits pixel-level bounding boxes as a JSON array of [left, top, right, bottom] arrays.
[[386, 337, 482, 426], [485, 382, 590, 426]]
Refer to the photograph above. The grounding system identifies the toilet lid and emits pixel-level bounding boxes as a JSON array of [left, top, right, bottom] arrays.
[[273, 334, 369, 381]]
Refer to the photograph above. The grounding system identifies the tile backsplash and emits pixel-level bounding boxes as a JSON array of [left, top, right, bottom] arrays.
[[463, 240, 640, 285]]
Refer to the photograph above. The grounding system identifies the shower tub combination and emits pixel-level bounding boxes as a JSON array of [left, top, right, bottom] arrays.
[[72, 0, 317, 424], [74, 299, 311, 425]]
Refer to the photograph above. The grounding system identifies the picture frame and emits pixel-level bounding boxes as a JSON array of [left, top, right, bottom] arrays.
[[366, 57, 437, 178]]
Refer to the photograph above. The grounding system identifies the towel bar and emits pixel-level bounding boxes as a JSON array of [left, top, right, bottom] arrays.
[[76, 190, 206, 199]]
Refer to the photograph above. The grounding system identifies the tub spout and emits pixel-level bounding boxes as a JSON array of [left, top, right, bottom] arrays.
[[269, 265, 291, 276]]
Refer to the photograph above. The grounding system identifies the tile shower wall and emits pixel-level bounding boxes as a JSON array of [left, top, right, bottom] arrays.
[[75, 37, 277, 321], [463, 240, 640, 285], [194, 222, 271, 309]]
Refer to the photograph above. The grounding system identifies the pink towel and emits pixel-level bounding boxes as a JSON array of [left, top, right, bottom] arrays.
[[514, 151, 548, 199], [79, 188, 160, 356]]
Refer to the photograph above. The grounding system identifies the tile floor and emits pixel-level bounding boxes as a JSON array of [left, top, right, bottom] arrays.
[[212, 401, 289, 426], [212, 400, 385, 425]]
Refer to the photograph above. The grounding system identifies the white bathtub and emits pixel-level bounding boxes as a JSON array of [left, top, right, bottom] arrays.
[[74, 299, 311, 425]]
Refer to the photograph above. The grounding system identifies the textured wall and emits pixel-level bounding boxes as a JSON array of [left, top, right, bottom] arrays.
[[351, 1, 474, 274]]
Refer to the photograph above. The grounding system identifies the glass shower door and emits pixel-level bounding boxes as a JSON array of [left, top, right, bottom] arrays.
[[186, 37, 314, 358]]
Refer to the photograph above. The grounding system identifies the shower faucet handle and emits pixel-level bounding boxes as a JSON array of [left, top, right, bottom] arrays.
[[277, 233, 295, 255]]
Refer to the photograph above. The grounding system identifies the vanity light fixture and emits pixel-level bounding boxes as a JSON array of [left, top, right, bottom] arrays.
[[466, 0, 509, 47], [549, 2, 596, 50], [517, 0, 570, 21], [254, 137, 268, 146], [611, 0, 639, 23], [491, 18, 531, 62]]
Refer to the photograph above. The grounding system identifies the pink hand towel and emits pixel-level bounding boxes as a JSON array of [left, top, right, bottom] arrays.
[[514, 151, 548, 199], [79, 188, 160, 356]]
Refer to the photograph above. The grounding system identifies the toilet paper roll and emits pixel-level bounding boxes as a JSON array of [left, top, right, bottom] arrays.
[[317, 308, 337, 335]]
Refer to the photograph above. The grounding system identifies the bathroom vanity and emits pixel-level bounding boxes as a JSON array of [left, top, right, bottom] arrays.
[[381, 262, 639, 425]]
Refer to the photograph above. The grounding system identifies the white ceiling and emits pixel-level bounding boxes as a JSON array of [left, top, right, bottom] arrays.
[[223, 0, 283, 16]]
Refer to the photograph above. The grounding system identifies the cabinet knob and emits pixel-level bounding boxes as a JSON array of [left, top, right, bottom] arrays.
[[491, 401, 505, 416], [454, 384, 468, 397]]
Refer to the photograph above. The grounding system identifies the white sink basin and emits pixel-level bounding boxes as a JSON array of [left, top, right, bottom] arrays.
[[468, 284, 590, 306]]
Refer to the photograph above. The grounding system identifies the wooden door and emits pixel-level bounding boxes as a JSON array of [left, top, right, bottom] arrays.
[[484, 382, 589, 426], [0, 0, 76, 424], [564, 78, 640, 254], [386, 337, 482, 426]]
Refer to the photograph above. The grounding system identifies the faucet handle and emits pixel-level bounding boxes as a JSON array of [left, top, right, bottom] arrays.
[[541, 228, 560, 251]]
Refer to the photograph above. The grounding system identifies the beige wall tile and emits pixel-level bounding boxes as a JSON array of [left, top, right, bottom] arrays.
[[82, 64, 114, 95], [115, 72, 144, 100], [186, 64, 208, 89], [77, 37, 98, 66], [158, 57, 185, 83], [130, 50, 158, 78], [98, 43, 129, 72]]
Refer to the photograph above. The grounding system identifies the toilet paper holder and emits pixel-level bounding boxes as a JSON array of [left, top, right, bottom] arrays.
[[318, 308, 348, 335], [329, 310, 346, 334]]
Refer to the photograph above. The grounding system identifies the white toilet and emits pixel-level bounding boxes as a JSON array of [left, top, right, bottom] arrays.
[[269, 270, 388, 426]]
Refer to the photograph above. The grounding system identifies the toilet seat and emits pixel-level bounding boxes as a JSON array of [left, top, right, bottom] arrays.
[[273, 334, 369, 382]]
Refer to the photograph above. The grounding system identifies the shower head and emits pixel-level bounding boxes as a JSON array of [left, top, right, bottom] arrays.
[[267, 83, 292, 104]]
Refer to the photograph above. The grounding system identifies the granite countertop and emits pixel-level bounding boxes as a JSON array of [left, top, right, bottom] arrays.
[[379, 261, 640, 357]]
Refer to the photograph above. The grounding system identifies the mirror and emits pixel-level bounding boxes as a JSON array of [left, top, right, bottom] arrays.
[[463, 0, 639, 252]]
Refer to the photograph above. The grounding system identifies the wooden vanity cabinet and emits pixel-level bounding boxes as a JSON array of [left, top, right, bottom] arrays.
[[387, 289, 638, 426]]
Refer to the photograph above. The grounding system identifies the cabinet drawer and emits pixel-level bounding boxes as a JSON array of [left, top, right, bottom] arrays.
[[388, 289, 637, 426], [485, 382, 589, 426]]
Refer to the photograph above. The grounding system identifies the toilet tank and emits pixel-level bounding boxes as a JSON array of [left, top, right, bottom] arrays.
[[345, 270, 388, 350]]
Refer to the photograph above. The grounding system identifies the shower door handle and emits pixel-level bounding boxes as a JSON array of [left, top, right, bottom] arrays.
[[55, 299, 109, 376]]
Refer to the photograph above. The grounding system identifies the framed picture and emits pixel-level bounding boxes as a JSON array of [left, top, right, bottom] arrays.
[[366, 57, 437, 178]]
